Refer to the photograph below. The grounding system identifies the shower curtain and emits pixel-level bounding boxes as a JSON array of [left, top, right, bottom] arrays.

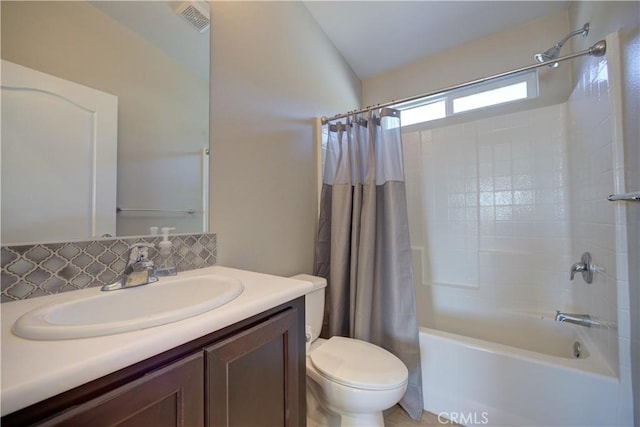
[[313, 108, 423, 420]]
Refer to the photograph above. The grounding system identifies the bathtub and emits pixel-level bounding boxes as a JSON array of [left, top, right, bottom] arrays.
[[419, 311, 620, 426]]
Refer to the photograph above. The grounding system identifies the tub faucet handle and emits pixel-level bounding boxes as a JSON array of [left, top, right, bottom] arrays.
[[570, 252, 594, 284], [570, 263, 587, 279]]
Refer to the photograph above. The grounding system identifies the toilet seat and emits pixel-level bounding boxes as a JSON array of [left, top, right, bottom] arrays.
[[309, 336, 408, 391]]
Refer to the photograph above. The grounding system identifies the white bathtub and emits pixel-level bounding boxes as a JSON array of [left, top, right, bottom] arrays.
[[420, 311, 620, 426]]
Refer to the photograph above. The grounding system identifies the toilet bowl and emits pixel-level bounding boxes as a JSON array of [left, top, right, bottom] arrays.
[[291, 274, 409, 427]]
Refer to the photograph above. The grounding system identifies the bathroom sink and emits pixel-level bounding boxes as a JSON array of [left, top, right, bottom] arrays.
[[12, 275, 244, 340]]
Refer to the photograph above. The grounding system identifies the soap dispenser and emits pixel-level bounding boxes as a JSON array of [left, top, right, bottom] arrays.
[[156, 227, 177, 276]]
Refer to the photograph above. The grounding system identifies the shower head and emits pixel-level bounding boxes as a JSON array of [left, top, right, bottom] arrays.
[[534, 47, 561, 65], [534, 23, 590, 67]]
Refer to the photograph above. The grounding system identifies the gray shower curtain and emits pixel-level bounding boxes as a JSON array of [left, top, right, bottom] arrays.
[[314, 108, 423, 421]]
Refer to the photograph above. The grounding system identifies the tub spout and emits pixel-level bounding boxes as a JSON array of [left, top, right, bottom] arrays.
[[555, 310, 600, 328]]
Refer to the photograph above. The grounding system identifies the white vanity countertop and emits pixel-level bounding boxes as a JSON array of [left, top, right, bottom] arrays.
[[1, 266, 313, 416]]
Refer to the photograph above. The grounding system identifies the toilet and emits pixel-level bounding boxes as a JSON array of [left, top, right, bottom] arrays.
[[292, 274, 408, 427]]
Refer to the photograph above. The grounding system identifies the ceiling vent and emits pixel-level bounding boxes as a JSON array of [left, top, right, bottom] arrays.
[[175, 1, 210, 33]]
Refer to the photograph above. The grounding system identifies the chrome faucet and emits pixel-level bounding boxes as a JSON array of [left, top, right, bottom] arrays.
[[555, 310, 599, 328], [570, 262, 587, 279], [101, 243, 158, 291], [570, 252, 594, 283]]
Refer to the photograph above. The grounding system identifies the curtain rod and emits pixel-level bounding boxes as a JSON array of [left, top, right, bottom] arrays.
[[321, 40, 606, 125]]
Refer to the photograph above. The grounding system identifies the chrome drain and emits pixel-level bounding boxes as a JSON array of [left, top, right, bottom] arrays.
[[573, 341, 582, 358]]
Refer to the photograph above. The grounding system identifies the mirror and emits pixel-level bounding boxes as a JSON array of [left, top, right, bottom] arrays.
[[1, 0, 210, 245]]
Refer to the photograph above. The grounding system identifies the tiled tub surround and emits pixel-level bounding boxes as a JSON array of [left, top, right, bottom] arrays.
[[401, 32, 632, 425], [1, 233, 216, 302], [403, 104, 573, 322], [403, 85, 626, 372]]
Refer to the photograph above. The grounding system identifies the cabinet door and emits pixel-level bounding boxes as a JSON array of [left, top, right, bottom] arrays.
[[38, 352, 204, 427], [206, 308, 303, 427]]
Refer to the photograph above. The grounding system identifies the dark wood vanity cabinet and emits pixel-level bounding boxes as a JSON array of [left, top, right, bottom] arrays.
[[2, 297, 306, 427], [37, 353, 205, 427], [206, 308, 300, 427]]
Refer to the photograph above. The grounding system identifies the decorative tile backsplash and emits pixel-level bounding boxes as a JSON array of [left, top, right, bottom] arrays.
[[1, 233, 216, 302]]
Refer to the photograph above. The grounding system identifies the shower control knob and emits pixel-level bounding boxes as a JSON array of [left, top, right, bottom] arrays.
[[570, 252, 594, 284]]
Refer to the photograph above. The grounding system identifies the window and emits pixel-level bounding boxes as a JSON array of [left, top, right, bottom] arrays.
[[400, 100, 446, 126], [453, 81, 528, 113], [398, 70, 538, 126]]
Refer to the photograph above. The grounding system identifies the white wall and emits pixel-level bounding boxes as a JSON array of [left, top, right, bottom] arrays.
[[564, 32, 632, 424], [209, 1, 361, 276], [568, 2, 640, 424]]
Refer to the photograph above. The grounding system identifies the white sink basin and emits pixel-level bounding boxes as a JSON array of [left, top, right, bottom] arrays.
[[12, 275, 244, 340]]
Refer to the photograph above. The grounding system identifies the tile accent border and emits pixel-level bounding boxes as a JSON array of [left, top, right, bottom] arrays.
[[1, 233, 216, 302]]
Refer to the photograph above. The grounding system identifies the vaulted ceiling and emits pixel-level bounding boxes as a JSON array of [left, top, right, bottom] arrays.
[[303, 1, 569, 79]]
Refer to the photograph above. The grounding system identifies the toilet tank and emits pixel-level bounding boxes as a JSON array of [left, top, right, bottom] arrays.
[[290, 274, 326, 343]]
